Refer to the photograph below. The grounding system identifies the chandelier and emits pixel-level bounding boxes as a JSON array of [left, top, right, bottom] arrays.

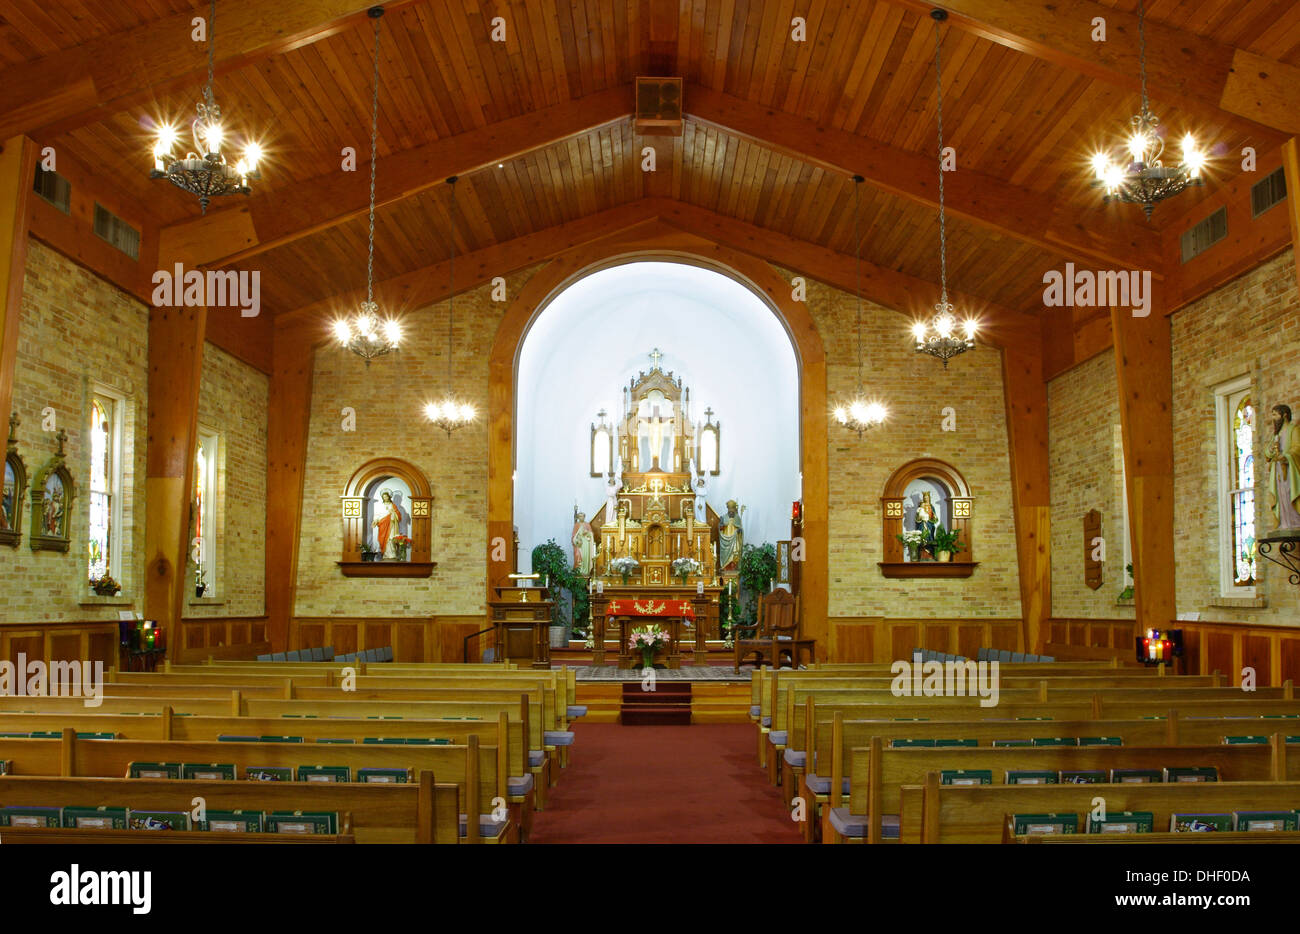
[[149, 0, 261, 214], [424, 176, 476, 435], [332, 7, 402, 365], [1090, 0, 1205, 218], [912, 10, 978, 368], [832, 176, 888, 438]]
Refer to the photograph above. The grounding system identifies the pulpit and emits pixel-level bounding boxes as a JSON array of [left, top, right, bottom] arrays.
[[488, 580, 554, 669]]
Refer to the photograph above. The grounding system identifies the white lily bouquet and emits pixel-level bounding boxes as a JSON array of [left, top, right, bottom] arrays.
[[896, 528, 924, 561], [671, 556, 702, 582], [609, 555, 640, 583]]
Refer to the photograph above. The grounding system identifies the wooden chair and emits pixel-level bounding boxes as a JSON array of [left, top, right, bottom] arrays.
[[733, 589, 814, 672]]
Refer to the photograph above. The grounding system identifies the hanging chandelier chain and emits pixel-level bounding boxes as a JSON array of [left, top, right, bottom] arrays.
[[366, 14, 382, 305], [205, 0, 216, 101], [448, 177, 457, 392], [933, 15, 948, 306], [1137, 0, 1150, 116], [853, 177, 863, 391]]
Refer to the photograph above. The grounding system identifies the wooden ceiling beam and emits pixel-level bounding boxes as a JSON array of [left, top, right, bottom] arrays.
[[900, 0, 1299, 137], [159, 85, 632, 270], [685, 83, 1162, 272], [0, 1, 426, 141]]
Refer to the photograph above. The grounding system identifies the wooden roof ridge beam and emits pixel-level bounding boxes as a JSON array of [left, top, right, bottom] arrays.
[[0, 1, 428, 141], [900, 0, 1299, 137], [683, 83, 1161, 271], [644, 197, 1039, 349], [159, 84, 633, 270]]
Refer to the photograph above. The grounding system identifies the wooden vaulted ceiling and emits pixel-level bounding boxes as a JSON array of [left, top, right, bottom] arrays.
[[3, 0, 1299, 321]]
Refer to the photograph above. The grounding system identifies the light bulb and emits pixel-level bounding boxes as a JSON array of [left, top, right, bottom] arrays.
[[243, 142, 262, 170], [849, 400, 869, 423], [934, 313, 955, 339], [1182, 134, 1203, 178], [832, 406, 847, 424], [1127, 131, 1148, 163], [911, 321, 927, 343], [356, 313, 375, 337], [865, 402, 887, 424], [962, 319, 978, 340], [155, 125, 178, 156], [1104, 163, 1124, 192], [205, 122, 223, 154], [333, 319, 352, 344], [383, 319, 402, 346], [1090, 152, 1110, 180], [459, 403, 476, 421]]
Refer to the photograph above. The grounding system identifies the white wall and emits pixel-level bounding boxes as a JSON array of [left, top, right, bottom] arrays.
[[515, 261, 800, 570]]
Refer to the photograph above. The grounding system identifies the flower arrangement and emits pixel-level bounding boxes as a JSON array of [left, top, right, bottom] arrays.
[[628, 625, 669, 669], [671, 556, 701, 583], [609, 555, 640, 583], [90, 574, 121, 597], [391, 534, 412, 561], [896, 528, 924, 561]]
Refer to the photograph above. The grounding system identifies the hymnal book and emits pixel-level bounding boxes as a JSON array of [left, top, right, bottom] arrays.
[[1031, 737, 1078, 747], [128, 761, 182, 779], [297, 765, 351, 783], [77, 732, 115, 740], [1110, 768, 1163, 783], [258, 735, 304, 743], [1223, 735, 1267, 745], [244, 766, 293, 782], [182, 762, 236, 781], [62, 806, 128, 830], [200, 810, 265, 833], [1233, 810, 1299, 832], [1087, 811, 1154, 834], [1015, 717, 1054, 721], [405, 738, 451, 745], [892, 717, 930, 721], [317, 738, 355, 744], [1170, 813, 1233, 832], [0, 732, 30, 738], [1060, 770, 1107, 784], [940, 769, 992, 786], [889, 739, 935, 748], [266, 811, 338, 835], [1006, 770, 1058, 785], [1079, 737, 1122, 746], [1013, 813, 1077, 835], [363, 737, 408, 745], [358, 768, 411, 783], [934, 739, 977, 748], [1164, 766, 1218, 783], [992, 740, 1032, 747], [218, 735, 260, 743], [128, 809, 192, 831], [0, 806, 61, 827], [0, 760, 8, 774]]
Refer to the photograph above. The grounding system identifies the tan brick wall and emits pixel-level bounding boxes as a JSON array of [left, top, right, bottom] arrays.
[[186, 342, 268, 619], [1046, 351, 1135, 619], [0, 240, 148, 622], [1171, 248, 1300, 624]]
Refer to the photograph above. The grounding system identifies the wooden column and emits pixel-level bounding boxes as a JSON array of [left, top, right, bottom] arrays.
[[0, 136, 36, 436], [144, 304, 206, 634], [1282, 138, 1300, 293], [1002, 346, 1052, 652], [1111, 290, 1177, 632], [265, 322, 317, 650]]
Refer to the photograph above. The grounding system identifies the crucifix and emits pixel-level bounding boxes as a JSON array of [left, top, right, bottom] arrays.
[[649, 477, 664, 506], [648, 347, 663, 370]]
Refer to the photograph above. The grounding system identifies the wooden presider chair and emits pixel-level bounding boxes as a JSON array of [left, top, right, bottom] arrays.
[[733, 588, 813, 672]]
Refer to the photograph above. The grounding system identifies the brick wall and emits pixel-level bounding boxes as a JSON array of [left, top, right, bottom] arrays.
[[1171, 248, 1300, 624], [1046, 351, 1135, 619]]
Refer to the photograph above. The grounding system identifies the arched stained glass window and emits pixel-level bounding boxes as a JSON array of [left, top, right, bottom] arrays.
[[1230, 396, 1256, 586], [88, 398, 112, 581]]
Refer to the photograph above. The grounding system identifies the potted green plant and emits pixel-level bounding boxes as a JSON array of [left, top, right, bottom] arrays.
[[930, 526, 965, 562], [1118, 563, 1134, 601]]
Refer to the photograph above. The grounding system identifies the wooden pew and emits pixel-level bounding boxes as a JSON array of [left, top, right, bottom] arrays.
[[0, 825, 356, 843]]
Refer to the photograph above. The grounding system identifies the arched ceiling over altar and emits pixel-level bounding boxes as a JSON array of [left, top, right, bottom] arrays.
[[514, 261, 799, 569]]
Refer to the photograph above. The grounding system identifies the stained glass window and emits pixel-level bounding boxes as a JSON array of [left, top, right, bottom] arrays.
[[88, 398, 112, 582], [194, 439, 206, 583], [1230, 396, 1256, 586]]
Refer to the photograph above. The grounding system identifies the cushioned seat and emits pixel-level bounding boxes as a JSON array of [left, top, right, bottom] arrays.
[[458, 814, 508, 838], [827, 808, 899, 839], [761, 716, 771, 727], [566, 705, 588, 718], [749, 705, 762, 718], [507, 774, 534, 795], [768, 730, 788, 746], [775, 634, 792, 641], [803, 771, 851, 795], [529, 750, 545, 768], [544, 730, 575, 746], [783, 748, 807, 768]]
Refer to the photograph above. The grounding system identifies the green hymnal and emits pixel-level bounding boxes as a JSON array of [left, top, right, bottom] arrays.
[[1111, 768, 1163, 784], [245, 766, 293, 782], [890, 739, 935, 748], [1079, 737, 1122, 746], [1006, 770, 1058, 785], [940, 769, 992, 786], [62, 806, 128, 830], [1087, 811, 1154, 834], [405, 738, 452, 745], [266, 810, 338, 835], [297, 765, 351, 783], [1233, 811, 1299, 832], [934, 739, 977, 748], [128, 761, 182, 779], [1013, 813, 1077, 835], [0, 806, 61, 827], [128, 809, 192, 831], [1060, 770, 1107, 784], [182, 762, 236, 781], [259, 735, 304, 743], [363, 737, 407, 745], [1164, 766, 1218, 783], [358, 768, 411, 783], [1031, 737, 1078, 747], [1170, 813, 1233, 833], [317, 738, 355, 744], [1223, 735, 1267, 745], [992, 739, 1032, 747], [200, 810, 264, 833]]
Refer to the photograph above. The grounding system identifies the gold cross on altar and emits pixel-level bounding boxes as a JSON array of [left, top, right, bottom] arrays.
[[648, 347, 663, 369], [649, 477, 664, 504]]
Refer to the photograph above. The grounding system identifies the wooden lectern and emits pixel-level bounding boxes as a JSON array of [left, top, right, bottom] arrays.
[[488, 578, 554, 669]]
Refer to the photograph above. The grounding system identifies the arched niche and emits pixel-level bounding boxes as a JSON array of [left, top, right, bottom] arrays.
[[339, 457, 434, 578], [879, 457, 977, 578]]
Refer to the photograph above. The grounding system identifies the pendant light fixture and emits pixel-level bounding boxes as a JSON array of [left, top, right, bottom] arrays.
[[832, 175, 888, 438], [424, 176, 476, 435], [332, 7, 402, 364], [912, 9, 978, 368], [149, 0, 262, 213]]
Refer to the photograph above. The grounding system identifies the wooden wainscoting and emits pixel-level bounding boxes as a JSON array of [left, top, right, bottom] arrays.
[[828, 617, 1023, 663], [1044, 617, 1137, 658], [288, 616, 489, 663], [174, 616, 270, 663], [0, 621, 119, 671]]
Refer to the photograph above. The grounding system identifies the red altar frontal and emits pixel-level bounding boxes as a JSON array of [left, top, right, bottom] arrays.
[[591, 586, 720, 668]]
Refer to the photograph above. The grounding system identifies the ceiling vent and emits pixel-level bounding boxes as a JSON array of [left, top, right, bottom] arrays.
[[1180, 206, 1227, 264], [32, 166, 71, 214], [93, 203, 140, 261], [1250, 167, 1287, 218]]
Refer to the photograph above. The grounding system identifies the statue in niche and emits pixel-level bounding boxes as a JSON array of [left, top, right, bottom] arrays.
[[371, 489, 404, 559], [718, 499, 744, 571], [915, 490, 939, 543], [1265, 403, 1300, 530], [572, 511, 596, 575]]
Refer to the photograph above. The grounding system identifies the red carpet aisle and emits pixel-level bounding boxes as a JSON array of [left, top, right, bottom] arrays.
[[529, 723, 802, 844]]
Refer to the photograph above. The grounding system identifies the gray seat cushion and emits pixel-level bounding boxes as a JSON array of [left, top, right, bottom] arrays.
[[783, 748, 807, 768], [803, 772, 850, 795], [544, 730, 575, 746], [767, 730, 788, 746], [566, 705, 588, 718], [761, 716, 771, 727], [507, 774, 534, 795], [828, 808, 899, 839], [458, 814, 508, 838], [529, 750, 545, 768], [749, 705, 762, 718]]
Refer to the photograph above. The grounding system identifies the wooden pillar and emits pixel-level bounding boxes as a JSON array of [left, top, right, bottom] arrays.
[[1282, 138, 1300, 292], [144, 303, 206, 634], [265, 322, 316, 650], [1111, 290, 1177, 632], [0, 136, 36, 436], [1001, 346, 1052, 652]]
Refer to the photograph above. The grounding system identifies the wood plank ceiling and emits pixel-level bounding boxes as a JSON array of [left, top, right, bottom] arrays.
[[4, 0, 1297, 317]]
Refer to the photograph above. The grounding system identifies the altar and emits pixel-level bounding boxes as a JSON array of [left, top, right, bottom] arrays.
[[590, 587, 720, 668]]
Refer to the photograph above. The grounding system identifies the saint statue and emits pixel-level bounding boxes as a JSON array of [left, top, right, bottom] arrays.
[[572, 511, 596, 575], [371, 489, 402, 558], [915, 490, 939, 543], [1265, 403, 1300, 530], [718, 499, 744, 570]]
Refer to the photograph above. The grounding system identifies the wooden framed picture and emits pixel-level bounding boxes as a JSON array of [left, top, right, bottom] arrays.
[[1, 444, 26, 549], [30, 448, 74, 554]]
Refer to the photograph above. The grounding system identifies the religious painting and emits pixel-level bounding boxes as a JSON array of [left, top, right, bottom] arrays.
[[30, 441, 74, 554], [365, 475, 411, 561], [0, 447, 26, 548]]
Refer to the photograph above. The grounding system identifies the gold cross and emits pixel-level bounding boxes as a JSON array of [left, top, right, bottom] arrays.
[[648, 347, 663, 369]]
